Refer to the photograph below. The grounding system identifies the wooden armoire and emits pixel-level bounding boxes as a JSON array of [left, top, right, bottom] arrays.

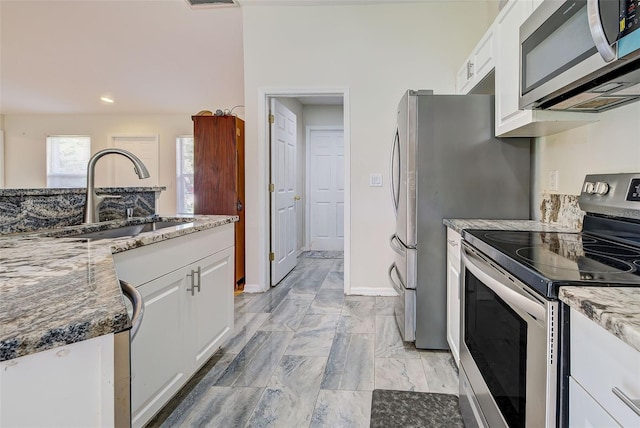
[[192, 115, 245, 287]]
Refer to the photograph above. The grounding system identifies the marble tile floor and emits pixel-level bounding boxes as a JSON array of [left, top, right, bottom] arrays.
[[148, 255, 459, 428]]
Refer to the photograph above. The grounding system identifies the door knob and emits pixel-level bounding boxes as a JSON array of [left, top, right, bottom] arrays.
[[294, 195, 301, 201]]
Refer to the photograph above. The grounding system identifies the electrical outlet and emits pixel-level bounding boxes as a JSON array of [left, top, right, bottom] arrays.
[[549, 170, 559, 192], [369, 173, 383, 187]]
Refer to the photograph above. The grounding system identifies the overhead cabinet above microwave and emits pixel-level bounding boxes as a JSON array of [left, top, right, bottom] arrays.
[[520, 0, 640, 112]]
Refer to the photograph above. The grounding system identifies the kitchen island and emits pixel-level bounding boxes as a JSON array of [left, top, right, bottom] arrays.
[[0, 215, 237, 361], [0, 215, 237, 427]]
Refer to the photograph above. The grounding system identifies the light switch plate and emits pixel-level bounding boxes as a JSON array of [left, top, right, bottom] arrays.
[[549, 170, 559, 191], [370, 173, 383, 187]]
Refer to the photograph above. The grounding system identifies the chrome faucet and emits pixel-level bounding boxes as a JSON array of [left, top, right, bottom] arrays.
[[83, 148, 150, 224]]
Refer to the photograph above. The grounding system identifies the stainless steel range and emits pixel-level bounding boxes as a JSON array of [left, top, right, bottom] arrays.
[[458, 173, 640, 428]]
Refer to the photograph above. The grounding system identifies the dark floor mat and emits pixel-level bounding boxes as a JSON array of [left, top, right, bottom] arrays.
[[370, 390, 464, 428]]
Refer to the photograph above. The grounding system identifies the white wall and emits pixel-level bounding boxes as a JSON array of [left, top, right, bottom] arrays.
[[242, 3, 490, 293], [2, 114, 198, 214], [532, 102, 640, 218]]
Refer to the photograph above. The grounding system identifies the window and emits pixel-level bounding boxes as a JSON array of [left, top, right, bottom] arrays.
[[176, 136, 194, 214], [46, 135, 91, 188]]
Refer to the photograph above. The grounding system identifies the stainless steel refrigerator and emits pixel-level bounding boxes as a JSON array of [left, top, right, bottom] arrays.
[[388, 90, 530, 349]]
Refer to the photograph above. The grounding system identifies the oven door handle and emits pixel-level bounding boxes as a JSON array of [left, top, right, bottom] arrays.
[[461, 248, 545, 320]]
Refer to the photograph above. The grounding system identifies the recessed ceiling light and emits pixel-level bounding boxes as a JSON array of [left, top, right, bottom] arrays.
[[100, 96, 114, 104]]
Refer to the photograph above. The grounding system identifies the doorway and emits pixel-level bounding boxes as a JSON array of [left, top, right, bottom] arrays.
[[260, 88, 350, 292]]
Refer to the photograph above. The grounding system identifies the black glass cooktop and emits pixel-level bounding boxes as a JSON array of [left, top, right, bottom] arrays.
[[463, 229, 640, 298]]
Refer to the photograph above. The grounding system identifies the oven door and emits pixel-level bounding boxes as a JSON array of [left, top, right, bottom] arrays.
[[459, 243, 558, 428]]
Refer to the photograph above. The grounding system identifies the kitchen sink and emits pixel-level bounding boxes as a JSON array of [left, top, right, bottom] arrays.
[[67, 220, 192, 240]]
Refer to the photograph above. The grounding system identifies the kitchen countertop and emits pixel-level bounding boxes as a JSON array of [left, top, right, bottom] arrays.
[[559, 287, 640, 353], [443, 218, 579, 234], [444, 218, 640, 354], [0, 215, 237, 362]]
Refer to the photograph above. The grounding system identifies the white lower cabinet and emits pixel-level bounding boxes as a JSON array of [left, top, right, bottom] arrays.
[[114, 224, 235, 428], [446, 228, 461, 366], [0, 334, 115, 428], [569, 308, 640, 427]]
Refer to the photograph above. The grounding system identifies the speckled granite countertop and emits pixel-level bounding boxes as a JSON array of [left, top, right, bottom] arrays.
[[560, 287, 640, 353], [442, 218, 579, 234], [0, 186, 165, 197], [444, 218, 640, 354], [0, 215, 237, 362]]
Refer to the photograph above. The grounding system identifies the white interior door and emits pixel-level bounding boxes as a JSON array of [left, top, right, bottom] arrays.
[[270, 99, 298, 285], [112, 135, 159, 186], [309, 128, 344, 251]]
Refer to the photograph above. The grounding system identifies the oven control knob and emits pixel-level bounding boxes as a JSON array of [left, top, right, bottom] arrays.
[[594, 181, 610, 195], [583, 182, 595, 194]]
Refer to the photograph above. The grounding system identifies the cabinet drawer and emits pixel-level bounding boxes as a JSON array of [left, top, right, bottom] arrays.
[[446, 228, 461, 259], [570, 308, 640, 427], [569, 377, 621, 427], [113, 224, 234, 286]]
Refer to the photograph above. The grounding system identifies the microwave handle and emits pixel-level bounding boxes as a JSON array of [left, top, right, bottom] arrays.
[[587, 0, 616, 62], [461, 248, 545, 320]]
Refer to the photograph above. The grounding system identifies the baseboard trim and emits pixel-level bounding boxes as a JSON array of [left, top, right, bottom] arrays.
[[347, 286, 398, 297], [243, 283, 267, 293]]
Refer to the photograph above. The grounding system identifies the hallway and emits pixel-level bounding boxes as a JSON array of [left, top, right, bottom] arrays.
[[149, 253, 458, 427]]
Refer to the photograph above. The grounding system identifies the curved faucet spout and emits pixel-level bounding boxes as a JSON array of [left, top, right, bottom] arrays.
[[83, 148, 151, 224]]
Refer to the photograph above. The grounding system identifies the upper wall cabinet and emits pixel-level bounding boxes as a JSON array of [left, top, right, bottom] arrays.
[[494, 0, 596, 137], [456, 23, 495, 95]]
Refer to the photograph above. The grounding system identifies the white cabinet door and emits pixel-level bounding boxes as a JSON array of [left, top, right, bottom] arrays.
[[570, 308, 640, 427], [456, 25, 495, 95], [570, 377, 621, 428], [131, 269, 188, 428], [493, 0, 595, 137], [456, 60, 474, 95], [0, 335, 115, 428], [473, 26, 495, 87], [495, 0, 533, 136], [189, 248, 234, 367], [446, 228, 461, 366]]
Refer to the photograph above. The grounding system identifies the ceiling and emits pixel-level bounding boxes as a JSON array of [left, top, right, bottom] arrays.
[[0, 0, 245, 115], [0, 0, 490, 115]]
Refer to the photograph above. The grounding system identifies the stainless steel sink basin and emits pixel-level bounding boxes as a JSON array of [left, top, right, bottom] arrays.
[[68, 220, 191, 240]]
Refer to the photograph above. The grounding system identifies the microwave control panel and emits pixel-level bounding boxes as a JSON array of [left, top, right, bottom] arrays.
[[621, 0, 639, 38]]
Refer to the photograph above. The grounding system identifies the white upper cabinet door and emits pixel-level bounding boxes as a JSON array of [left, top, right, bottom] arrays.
[[494, 0, 596, 137], [495, 0, 534, 135], [456, 24, 495, 95]]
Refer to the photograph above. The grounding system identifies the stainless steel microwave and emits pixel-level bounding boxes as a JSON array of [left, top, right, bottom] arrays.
[[520, 0, 640, 112]]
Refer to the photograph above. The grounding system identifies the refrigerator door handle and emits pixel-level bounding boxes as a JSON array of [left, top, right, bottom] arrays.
[[390, 233, 415, 254], [388, 262, 406, 292], [390, 234, 405, 255], [390, 129, 401, 215]]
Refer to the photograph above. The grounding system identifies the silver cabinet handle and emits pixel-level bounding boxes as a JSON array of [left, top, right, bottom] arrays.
[[612, 387, 640, 417], [187, 266, 202, 296], [194, 266, 201, 293], [466, 60, 474, 80], [447, 239, 458, 247], [587, 0, 616, 62], [120, 280, 144, 341]]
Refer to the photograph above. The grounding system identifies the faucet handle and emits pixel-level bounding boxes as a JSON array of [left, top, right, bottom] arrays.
[[100, 194, 122, 200]]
